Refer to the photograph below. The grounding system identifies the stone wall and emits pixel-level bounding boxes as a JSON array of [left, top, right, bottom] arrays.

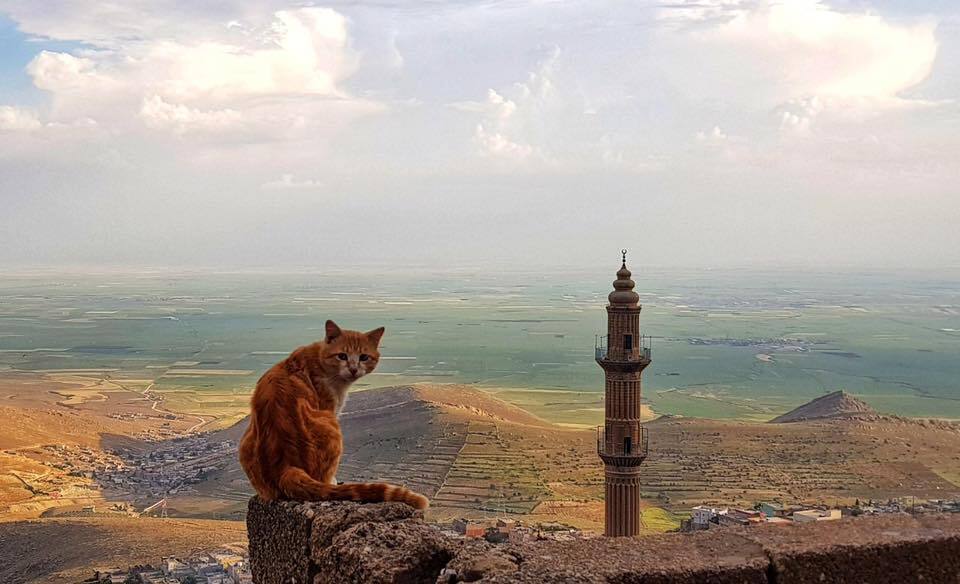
[[246, 498, 960, 584]]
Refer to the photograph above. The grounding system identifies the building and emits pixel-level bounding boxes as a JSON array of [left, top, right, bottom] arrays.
[[451, 518, 487, 537], [690, 505, 723, 529], [681, 506, 725, 532], [229, 561, 255, 584], [160, 557, 193, 580], [596, 251, 652, 537], [793, 509, 842, 523], [719, 508, 764, 527], [462, 522, 487, 538], [464, 524, 486, 538], [759, 502, 787, 518]]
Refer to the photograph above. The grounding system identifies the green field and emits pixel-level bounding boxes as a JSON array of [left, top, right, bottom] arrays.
[[1, 266, 958, 422]]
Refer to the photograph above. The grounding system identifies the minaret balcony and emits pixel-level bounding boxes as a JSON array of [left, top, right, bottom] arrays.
[[597, 425, 648, 467], [595, 335, 652, 364]]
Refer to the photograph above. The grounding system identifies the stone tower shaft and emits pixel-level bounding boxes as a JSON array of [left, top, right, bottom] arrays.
[[596, 251, 650, 537]]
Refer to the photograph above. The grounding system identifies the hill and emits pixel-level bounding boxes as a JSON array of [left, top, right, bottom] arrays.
[[185, 384, 574, 520], [0, 516, 246, 583], [4, 381, 960, 545], [642, 413, 960, 509], [211, 383, 552, 443], [770, 390, 876, 423], [0, 374, 198, 520], [162, 383, 960, 528]]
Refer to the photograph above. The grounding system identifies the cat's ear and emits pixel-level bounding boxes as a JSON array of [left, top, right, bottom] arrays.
[[366, 326, 385, 345], [325, 320, 342, 342]]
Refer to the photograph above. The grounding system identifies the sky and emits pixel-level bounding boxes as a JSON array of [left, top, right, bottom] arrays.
[[0, 0, 958, 270]]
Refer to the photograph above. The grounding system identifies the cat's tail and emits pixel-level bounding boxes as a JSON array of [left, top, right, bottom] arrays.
[[278, 467, 429, 510]]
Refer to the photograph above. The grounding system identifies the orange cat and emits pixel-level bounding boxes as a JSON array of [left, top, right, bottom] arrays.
[[239, 320, 428, 509]]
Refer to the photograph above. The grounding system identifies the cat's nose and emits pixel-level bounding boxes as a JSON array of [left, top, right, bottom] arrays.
[[349, 366, 359, 376]]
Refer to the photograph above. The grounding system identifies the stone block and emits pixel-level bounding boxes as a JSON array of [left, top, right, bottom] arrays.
[[737, 514, 960, 584]]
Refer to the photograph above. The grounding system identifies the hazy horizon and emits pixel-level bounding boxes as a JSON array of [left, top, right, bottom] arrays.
[[3, 260, 960, 276]]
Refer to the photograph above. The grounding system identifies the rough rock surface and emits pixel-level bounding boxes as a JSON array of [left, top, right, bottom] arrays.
[[735, 513, 960, 584], [316, 519, 458, 584], [438, 541, 519, 583], [247, 498, 315, 583], [247, 498, 960, 584], [477, 530, 768, 583], [308, 500, 419, 552]]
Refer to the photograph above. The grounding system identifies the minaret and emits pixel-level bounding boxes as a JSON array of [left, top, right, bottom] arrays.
[[596, 250, 651, 537]]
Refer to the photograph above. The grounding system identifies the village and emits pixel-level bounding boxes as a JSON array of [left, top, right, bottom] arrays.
[[71, 435, 236, 505], [100, 437, 237, 502], [88, 549, 252, 584], [435, 516, 593, 543], [430, 497, 960, 546], [680, 498, 960, 531], [2, 434, 237, 518]]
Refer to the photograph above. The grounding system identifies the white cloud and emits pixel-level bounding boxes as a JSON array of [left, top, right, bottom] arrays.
[[659, 0, 754, 25], [454, 47, 563, 164], [0, 106, 42, 131], [473, 124, 536, 161], [140, 96, 242, 134], [662, 0, 939, 132], [454, 87, 536, 161], [451, 89, 517, 121], [14, 7, 372, 146], [696, 126, 728, 142], [261, 173, 324, 190], [27, 51, 108, 93], [720, 1, 936, 99], [148, 8, 355, 102], [0, 0, 958, 269]]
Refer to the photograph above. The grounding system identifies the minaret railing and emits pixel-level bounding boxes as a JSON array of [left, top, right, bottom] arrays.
[[595, 334, 607, 359], [597, 425, 649, 464], [595, 334, 652, 361]]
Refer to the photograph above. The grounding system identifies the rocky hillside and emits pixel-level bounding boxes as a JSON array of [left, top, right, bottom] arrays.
[[770, 390, 876, 423], [190, 384, 574, 519], [167, 384, 960, 522], [0, 516, 246, 583], [212, 383, 551, 442]]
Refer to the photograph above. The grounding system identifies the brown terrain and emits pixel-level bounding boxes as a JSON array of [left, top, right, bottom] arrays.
[[0, 376, 959, 582], [0, 516, 246, 583], [0, 372, 196, 520], [643, 411, 960, 509], [770, 390, 875, 423], [174, 384, 960, 529], [193, 384, 574, 523]]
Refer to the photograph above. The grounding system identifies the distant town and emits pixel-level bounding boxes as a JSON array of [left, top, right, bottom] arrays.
[[680, 498, 960, 531], [100, 437, 236, 502], [4, 434, 238, 518], [436, 497, 960, 545], [87, 547, 251, 584]]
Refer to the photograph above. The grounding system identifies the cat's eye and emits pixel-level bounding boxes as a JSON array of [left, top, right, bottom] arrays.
[[337, 353, 348, 360], [359, 354, 369, 362]]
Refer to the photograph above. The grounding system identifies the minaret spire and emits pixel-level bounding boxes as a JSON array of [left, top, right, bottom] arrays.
[[596, 250, 651, 536]]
